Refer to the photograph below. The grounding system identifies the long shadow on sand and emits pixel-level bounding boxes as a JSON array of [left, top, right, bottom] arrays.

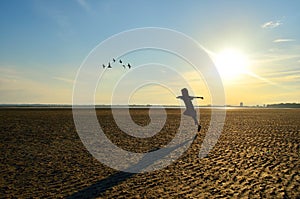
[[67, 138, 193, 198]]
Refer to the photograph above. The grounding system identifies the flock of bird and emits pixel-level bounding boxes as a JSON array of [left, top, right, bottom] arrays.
[[102, 58, 132, 69]]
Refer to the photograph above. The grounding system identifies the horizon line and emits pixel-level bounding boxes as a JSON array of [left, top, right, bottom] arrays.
[[0, 102, 299, 108]]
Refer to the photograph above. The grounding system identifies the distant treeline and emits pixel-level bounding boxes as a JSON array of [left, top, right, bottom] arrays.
[[267, 103, 300, 108]]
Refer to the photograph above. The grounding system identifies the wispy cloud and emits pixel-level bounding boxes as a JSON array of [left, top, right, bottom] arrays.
[[252, 45, 300, 65], [53, 76, 74, 84], [0, 66, 74, 104], [262, 69, 300, 78], [77, 0, 91, 13], [273, 39, 295, 43], [261, 20, 282, 29], [259, 70, 300, 87], [33, 1, 74, 37], [268, 74, 300, 85]]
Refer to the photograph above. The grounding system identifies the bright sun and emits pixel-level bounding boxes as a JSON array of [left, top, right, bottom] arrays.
[[214, 48, 249, 80]]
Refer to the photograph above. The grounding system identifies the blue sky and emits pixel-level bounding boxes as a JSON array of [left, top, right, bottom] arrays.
[[0, 0, 299, 105]]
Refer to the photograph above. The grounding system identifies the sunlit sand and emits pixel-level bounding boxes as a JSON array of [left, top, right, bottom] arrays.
[[1, 108, 299, 198]]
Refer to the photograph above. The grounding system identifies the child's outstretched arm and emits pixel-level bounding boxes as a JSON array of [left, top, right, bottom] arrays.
[[191, 96, 204, 100]]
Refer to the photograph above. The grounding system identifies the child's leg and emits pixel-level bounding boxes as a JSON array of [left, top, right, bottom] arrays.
[[193, 116, 198, 125]]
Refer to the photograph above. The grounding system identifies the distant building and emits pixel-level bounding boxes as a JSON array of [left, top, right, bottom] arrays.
[[240, 102, 243, 107]]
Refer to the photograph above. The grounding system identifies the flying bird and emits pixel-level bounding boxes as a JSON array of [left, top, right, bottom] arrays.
[[102, 58, 132, 70]]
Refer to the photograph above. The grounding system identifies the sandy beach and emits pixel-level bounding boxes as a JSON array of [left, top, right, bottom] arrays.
[[1, 108, 299, 198]]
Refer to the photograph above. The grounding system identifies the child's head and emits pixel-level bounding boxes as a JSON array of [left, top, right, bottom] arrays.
[[181, 88, 188, 96]]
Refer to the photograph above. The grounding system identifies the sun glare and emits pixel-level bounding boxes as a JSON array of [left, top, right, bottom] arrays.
[[214, 48, 249, 80]]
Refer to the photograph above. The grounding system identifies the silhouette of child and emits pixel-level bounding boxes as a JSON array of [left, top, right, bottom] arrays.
[[177, 88, 203, 132]]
